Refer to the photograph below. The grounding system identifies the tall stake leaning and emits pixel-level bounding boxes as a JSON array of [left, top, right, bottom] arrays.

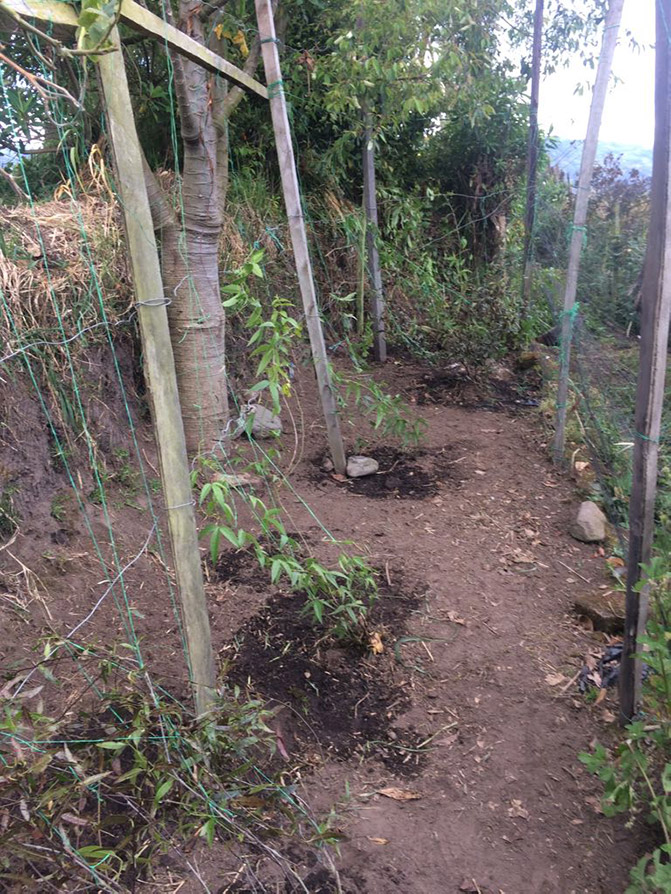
[[552, 0, 625, 463], [521, 0, 544, 321], [99, 30, 216, 716], [255, 0, 347, 475], [620, 0, 671, 723]]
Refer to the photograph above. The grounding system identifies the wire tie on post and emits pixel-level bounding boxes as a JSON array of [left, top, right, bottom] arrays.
[[267, 79, 284, 98], [260, 36, 281, 44], [136, 297, 172, 308], [166, 499, 196, 511]]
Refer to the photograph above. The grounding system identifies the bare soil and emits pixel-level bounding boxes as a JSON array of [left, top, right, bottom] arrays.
[[0, 353, 654, 893]]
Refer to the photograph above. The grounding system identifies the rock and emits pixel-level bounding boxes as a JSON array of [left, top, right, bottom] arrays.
[[517, 349, 540, 370], [569, 501, 607, 542], [574, 590, 625, 634], [250, 405, 282, 439], [346, 455, 379, 478], [321, 457, 334, 473], [487, 361, 515, 384]]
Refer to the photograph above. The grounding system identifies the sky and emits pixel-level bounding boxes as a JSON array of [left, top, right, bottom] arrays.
[[539, 2, 656, 148]]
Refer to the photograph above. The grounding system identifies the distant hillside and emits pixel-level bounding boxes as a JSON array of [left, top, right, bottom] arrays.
[[547, 139, 653, 180]]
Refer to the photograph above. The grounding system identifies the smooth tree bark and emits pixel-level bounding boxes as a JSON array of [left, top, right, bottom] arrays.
[[142, 0, 267, 453]]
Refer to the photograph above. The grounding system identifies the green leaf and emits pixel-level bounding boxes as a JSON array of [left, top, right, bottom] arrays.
[[154, 777, 173, 805]]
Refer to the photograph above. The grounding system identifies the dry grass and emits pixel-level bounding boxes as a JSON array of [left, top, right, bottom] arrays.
[[0, 189, 131, 359]]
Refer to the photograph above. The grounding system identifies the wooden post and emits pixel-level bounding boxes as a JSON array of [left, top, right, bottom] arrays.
[[619, 0, 671, 723], [255, 0, 347, 475], [98, 30, 216, 715], [521, 0, 544, 321], [552, 0, 625, 463], [362, 110, 387, 363]]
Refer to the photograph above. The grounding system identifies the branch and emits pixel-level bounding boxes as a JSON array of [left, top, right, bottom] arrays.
[[141, 153, 178, 232], [163, 1, 200, 142], [0, 48, 82, 109], [0, 166, 28, 202], [201, 0, 229, 20], [220, 32, 261, 120]]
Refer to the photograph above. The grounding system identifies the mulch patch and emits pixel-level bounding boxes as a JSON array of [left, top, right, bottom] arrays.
[[414, 368, 541, 413], [312, 445, 465, 500], [223, 555, 430, 777]]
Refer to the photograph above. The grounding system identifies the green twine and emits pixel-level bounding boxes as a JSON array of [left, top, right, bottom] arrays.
[[634, 431, 660, 444], [561, 302, 581, 322], [260, 36, 280, 44], [568, 223, 588, 247], [267, 79, 284, 98]]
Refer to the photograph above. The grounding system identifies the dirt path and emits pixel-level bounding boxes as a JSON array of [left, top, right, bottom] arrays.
[[0, 361, 649, 893], [208, 364, 646, 894]]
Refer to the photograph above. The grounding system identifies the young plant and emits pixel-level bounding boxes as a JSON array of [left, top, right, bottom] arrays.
[[222, 249, 302, 414], [334, 370, 426, 447], [197, 476, 378, 642]]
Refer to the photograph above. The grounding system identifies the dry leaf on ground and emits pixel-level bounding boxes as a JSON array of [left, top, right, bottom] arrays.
[[545, 673, 566, 687], [508, 799, 529, 820], [377, 787, 422, 802], [369, 631, 384, 654], [368, 837, 389, 845]]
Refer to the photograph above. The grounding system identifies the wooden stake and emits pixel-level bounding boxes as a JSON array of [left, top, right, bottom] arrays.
[[552, 0, 625, 463], [255, 0, 347, 475], [521, 0, 544, 321], [98, 30, 215, 715], [2, 0, 268, 97], [620, 0, 671, 723], [362, 110, 387, 363]]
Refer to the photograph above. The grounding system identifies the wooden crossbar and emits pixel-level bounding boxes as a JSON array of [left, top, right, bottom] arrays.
[[0, 0, 268, 99]]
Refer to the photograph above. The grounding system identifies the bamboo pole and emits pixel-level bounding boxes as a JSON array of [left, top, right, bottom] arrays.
[[98, 30, 215, 715], [619, 0, 671, 723], [521, 0, 544, 321], [362, 110, 387, 363], [254, 0, 347, 475], [552, 0, 625, 463]]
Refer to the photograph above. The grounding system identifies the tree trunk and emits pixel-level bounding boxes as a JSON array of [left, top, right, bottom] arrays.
[[151, 1, 229, 454]]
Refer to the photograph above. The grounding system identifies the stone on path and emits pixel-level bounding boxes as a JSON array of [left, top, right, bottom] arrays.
[[347, 455, 379, 478], [251, 405, 282, 439], [569, 501, 607, 543], [574, 590, 625, 634]]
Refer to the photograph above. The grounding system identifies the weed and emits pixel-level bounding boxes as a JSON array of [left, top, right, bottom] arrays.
[[50, 491, 72, 522], [580, 559, 671, 892], [0, 487, 18, 540], [0, 647, 324, 890]]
